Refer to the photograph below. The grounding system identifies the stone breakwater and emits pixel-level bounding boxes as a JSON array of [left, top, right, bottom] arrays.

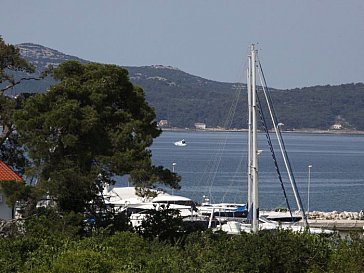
[[308, 211, 364, 221]]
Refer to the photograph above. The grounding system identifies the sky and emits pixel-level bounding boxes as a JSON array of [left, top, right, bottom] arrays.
[[1, 0, 363, 89]]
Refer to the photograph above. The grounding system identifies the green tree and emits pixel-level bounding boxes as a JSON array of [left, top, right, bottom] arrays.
[[0, 37, 37, 172], [0, 179, 27, 208], [136, 206, 184, 243], [0, 36, 35, 96], [14, 61, 180, 219]]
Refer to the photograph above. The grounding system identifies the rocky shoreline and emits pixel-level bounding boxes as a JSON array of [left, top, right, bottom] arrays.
[[308, 210, 364, 221]]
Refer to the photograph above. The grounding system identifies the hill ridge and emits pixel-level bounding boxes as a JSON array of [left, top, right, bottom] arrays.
[[8, 43, 364, 130]]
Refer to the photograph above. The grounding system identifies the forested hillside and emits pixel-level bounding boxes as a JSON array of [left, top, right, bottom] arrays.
[[7, 43, 364, 130]]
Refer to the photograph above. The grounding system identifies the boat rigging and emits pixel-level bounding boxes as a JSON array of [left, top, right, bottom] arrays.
[[247, 44, 309, 232]]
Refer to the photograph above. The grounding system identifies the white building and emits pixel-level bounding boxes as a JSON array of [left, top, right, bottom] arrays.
[[0, 161, 23, 220], [331, 123, 342, 130], [194, 123, 206, 130]]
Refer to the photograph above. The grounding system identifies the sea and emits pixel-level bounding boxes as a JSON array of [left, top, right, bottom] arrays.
[[129, 131, 364, 212]]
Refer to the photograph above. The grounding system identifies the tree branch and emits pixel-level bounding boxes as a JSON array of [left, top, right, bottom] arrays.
[[1, 76, 45, 95], [0, 122, 12, 146], [0, 65, 53, 96]]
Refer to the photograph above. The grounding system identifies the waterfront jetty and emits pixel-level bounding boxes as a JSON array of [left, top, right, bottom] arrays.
[[308, 219, 364, 233], [307, 211, 364, 233]]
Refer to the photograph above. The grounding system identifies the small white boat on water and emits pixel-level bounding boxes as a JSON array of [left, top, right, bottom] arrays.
[[174, 139, 187, 146]]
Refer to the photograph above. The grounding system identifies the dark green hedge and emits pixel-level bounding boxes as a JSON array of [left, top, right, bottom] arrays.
[[1, 229, 364, 273]]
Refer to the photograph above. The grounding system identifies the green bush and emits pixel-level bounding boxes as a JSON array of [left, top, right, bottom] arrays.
[[24, 208, 83, 239], [0, 237, 41, 273], [3, 225, 364, 273], [328, 234, 364, 273], [52, 249, 113, 273]]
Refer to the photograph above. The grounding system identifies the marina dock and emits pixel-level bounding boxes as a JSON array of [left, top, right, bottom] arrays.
[[308, 219, 364, 233]]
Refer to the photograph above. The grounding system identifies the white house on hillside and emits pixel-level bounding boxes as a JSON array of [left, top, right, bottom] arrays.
[[194, 123, 206, 130]]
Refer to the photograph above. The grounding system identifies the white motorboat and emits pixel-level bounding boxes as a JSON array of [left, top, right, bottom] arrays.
[[220, 217, 334, 235], [103, 186, 197, 227], [129, 202, 196, 228], [174, 139, 187, 146], [197, 200, 248, 220], [260, 209, 302, 223], [103, 186, 161, 211], [220, 218, 278, 234]]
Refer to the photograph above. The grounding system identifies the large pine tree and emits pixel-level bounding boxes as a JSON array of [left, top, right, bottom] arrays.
[[14, 61, 180, 215]]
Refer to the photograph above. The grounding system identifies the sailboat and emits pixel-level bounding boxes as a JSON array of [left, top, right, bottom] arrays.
[[220, 44, 333, 234]]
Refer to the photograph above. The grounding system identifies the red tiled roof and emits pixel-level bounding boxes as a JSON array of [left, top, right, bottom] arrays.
[[0, 161, 22, 181]]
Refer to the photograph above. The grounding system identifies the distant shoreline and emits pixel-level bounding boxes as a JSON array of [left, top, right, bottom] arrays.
[[161, 127, 364, 135]]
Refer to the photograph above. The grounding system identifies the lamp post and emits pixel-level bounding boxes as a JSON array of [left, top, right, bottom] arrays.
[[307, 165, 312, 214], [172, 163, 176, 195]]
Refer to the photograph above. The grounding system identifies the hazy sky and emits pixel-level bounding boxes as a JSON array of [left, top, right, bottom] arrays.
[[1, 0, 363, 89]]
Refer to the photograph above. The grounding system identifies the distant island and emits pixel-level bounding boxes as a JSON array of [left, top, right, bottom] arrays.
[[8, 43, 364, 131]]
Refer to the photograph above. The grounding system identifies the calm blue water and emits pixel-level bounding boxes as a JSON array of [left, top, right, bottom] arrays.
[[145, 131, 364, 212]]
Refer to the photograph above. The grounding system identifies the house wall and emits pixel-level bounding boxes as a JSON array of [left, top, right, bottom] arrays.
[[0, 192, 13, 220], [194, 123, 206, 130]]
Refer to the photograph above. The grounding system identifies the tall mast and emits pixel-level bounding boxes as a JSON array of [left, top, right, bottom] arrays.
[[250, 44, 259, 233], [247, 52, 252, 211]]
